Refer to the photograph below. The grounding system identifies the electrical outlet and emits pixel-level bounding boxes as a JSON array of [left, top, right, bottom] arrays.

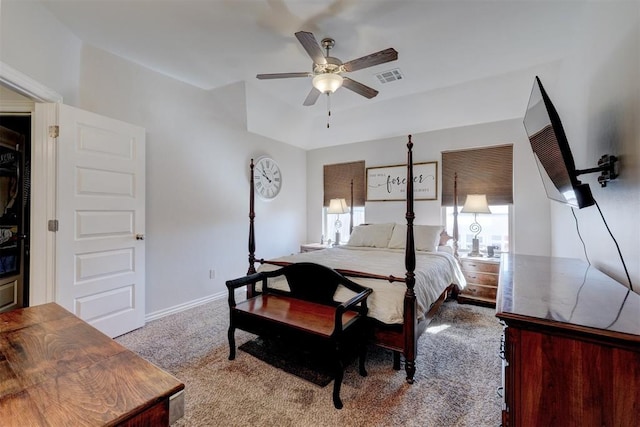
[[209, 269, 216, 279]]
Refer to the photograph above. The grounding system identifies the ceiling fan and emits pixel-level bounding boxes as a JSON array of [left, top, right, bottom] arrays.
[[256, 31, 398, 106]]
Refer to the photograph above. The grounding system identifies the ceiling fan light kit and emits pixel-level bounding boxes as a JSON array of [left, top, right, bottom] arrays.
[[312, 73, 343, 93]]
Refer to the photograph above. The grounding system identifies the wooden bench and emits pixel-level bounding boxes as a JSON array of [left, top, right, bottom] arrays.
[[226, 262, 373, 409]]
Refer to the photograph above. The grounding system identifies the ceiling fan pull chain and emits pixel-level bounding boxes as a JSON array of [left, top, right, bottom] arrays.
[[327, 93, 331, 128]]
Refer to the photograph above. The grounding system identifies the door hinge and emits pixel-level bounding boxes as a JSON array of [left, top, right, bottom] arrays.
[[48, 220, 59, 232], [49, 125, 59, 138]]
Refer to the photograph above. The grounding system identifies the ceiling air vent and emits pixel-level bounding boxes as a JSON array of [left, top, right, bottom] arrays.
[[375, 68, 403, 84]]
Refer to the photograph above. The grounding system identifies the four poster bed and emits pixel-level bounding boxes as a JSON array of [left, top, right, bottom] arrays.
[[246, 135, 466, 383]]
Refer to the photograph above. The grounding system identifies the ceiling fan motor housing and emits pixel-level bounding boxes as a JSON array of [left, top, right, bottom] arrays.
[[321, 37, 335, 50], [314, 57, 343, 75]]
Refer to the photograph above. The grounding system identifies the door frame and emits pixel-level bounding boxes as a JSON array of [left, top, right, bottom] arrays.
[[0, 61, 61, 305]]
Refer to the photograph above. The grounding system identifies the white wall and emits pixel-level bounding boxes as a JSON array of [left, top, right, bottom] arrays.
[[1, 2, 307, 316], [78, 46, 307, 314], [539, 2, 639, 288], [306, 119, 551, 257], [0, 0, 82, 104]]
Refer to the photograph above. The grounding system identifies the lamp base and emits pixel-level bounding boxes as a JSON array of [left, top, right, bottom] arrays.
[[334, 231, 341, 246], [468, 238, 482, 257]]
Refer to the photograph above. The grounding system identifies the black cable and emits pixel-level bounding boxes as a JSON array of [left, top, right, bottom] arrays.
[[603, 289, 630, 329], [568, 265, 590, 322], [571, 207, 591, 265], [594, 199, 634, 291]]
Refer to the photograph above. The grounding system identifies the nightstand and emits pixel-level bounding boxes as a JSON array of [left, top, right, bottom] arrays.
[[457, 256, 500, 307], [300, 243, 332, 253]]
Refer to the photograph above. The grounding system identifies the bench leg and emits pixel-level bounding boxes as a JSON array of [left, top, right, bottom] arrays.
[[332, 369, 344, 409], [358, 343, 367, 377], [333, 344, 344, 409], [228, 326, 236, 360], [393, 351, 401, 370]]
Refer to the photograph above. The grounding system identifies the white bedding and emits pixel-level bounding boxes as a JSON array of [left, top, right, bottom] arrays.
[[257, 246, 466, 325]]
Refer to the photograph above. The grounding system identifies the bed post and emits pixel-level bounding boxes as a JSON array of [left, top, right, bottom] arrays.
[[248, 159, 257, 280], [349, 179, 354, 234], [404, 135, 418, 384], [452, 172, 459, 259]]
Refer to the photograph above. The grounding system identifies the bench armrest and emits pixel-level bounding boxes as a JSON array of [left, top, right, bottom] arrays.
[[339, 288, 373, 313], [226, 272, 265, 290], [226, 272, 267, 307], [333, 287, 373, 334]]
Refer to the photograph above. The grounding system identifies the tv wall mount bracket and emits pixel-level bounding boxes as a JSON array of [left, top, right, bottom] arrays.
[[575, 154, 618, 187]]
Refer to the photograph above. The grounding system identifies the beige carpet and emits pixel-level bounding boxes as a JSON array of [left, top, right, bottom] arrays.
[[116, 297, 502, 426]]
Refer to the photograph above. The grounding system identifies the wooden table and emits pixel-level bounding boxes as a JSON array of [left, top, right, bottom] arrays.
[[0, 303, 184, 426]]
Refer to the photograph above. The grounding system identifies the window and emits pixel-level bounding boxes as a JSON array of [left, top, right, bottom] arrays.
[[323, 160, 365, 244], [442, 145, 513, 255]]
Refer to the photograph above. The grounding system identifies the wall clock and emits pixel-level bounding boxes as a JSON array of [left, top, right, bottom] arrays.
[[254, 156, 282, 200]]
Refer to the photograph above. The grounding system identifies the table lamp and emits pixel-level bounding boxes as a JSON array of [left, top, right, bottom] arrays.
[[327, 198, 349, 245], [461, 194, 491, 256]]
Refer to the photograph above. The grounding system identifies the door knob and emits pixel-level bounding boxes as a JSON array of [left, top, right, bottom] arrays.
[[136, 234, 145, 240]]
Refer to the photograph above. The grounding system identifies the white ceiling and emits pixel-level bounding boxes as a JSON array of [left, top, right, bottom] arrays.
[[40, 0, 583, 149]]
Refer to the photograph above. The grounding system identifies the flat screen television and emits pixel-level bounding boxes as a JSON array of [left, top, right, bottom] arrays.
[[523, 76, 595, 209]]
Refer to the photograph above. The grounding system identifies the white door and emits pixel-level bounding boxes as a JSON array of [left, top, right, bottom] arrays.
[[56, 104, 145, 338]]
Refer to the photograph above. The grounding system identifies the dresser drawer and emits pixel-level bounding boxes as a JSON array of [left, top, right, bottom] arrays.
[[461, 258, 500, 274], [463, 270, 498, 287], [460, 283, 497, 301]]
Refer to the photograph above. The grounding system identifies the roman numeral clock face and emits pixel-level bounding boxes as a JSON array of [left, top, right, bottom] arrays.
[[254, 157, 282, 200]]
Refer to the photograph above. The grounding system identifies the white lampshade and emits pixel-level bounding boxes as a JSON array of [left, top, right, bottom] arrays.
[[461, 194, 491, 214], [312, 73, 344, 93], [327, 198, 349, 214]]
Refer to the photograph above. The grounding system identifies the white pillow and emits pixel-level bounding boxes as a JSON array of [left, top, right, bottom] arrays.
[[347, 223, 395, 248], [387, 223, 444, 252], [437, 245, 454, 254]]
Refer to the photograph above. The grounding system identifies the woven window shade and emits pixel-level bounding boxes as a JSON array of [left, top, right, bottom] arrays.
[[323, 161, 365, 207], [442, 145, 513, 206]]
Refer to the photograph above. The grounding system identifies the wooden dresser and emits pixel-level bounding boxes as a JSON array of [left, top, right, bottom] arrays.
[[496, 254, 640, 427], [458, 256, 500, 307], [0, 303, 185, 426]]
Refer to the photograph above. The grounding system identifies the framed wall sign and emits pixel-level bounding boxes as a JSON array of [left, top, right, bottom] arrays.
[[366, 161, 437, 201]]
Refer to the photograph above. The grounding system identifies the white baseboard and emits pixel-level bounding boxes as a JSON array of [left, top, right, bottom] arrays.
[[145, 291, 227, 323]]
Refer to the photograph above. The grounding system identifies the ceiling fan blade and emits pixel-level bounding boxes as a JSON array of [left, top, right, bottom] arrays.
[[256, 72, 312, 79], [342, 77, 379, 99], [295, 31, 327, 65], [342, 48, 398, 72], [303, 87, 322, 106]]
